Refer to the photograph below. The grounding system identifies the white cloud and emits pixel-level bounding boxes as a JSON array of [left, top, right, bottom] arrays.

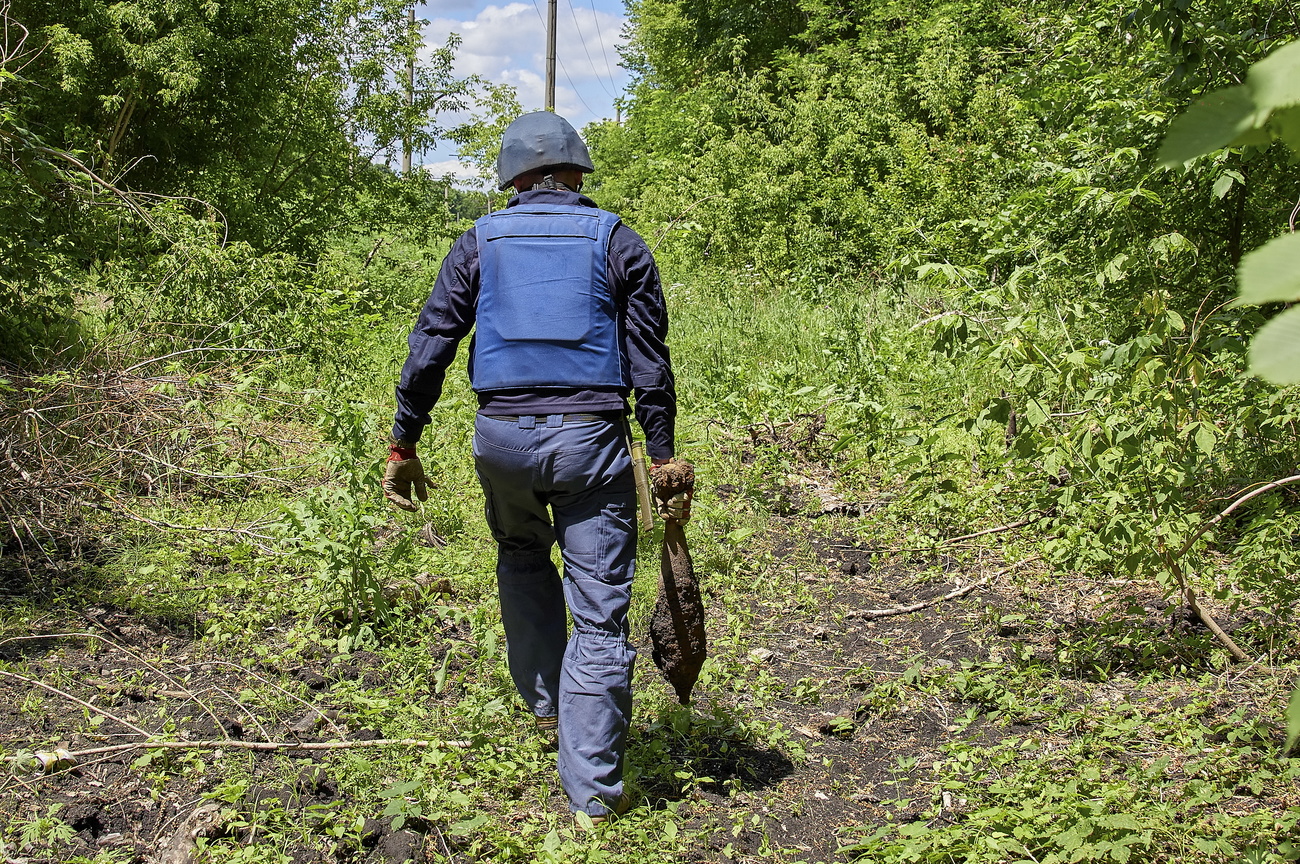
[[422, 1, 627, 125], [415, 1, 627, 175], [423, 158, 486, 182]]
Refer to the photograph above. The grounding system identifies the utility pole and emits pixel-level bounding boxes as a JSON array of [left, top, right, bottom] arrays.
[[402, 3, 415, 173], [545, 0, 556, 110]]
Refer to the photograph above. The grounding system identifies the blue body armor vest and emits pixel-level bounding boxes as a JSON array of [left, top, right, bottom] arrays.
[[470, 204, 628, 392]]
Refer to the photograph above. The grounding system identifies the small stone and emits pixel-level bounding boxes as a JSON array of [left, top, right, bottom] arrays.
[[748, 648, 774, 663]]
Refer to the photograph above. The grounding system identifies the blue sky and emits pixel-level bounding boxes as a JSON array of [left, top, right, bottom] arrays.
[[419, 0, 631, 180]]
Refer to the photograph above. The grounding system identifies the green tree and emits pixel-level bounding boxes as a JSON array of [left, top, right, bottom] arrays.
[[9, 0, 482, 251]]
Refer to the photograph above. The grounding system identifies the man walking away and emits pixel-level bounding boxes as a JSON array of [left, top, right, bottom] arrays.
[[381, 112, 688, 825]]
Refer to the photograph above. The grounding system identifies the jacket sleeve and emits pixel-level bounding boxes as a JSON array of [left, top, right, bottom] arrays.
[[392, 229, 480, 443], [609, 223, 677, 460]]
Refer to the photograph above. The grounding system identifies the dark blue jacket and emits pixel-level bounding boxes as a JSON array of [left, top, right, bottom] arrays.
[[393, 188, 677, 459]]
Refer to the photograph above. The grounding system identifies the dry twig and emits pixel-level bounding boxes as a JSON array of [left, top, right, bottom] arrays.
[[1154, 474, 1300, 663], [1, 631, 226, 734], [4, 737, 472, 765], [0, 669, 153, 737], [845, 556, 1039, 621]]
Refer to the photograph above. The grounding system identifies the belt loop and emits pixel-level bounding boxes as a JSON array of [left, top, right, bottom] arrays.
[[518, 415, 536, 430], [546, 414, 564, 428]]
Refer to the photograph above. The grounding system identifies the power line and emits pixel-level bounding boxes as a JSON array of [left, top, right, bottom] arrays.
[[559, 57, 597, 116], [587, 0, 618, 93], [565, 0, 615, 99], [526, 0, 597, 117]]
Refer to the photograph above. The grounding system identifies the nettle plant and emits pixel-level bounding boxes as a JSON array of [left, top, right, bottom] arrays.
[[278, 401, 409, 652]]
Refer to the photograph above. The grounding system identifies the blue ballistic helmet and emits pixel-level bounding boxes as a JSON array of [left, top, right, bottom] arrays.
[[495, 112, 595, 191]]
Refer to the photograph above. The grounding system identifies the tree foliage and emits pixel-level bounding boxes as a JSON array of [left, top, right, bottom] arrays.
[[0, 0, 499, 362], [594, 0, 1300, 614], [1161, 38, 1300, 384]]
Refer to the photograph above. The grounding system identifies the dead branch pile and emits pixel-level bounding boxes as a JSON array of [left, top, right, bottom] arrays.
[[0, 354, 316, 580]]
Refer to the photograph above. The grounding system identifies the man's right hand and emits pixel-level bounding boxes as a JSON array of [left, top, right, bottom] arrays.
[[383, 443, 428, 511]]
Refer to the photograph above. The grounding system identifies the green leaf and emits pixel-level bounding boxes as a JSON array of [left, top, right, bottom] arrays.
[[433, 651, 452, 694], [1249, 306, 1300, 385], [1158, 86, 1257, 166], [1286, 684, 1300, 753], [1248, 40, 1300, 114], [1097, 253, 1129, 285], [1275, 106, 1300, 152], [1211, 171, 1241, 199], [1237, 233, 1300, 305], [449, 814, 488, 836], [381, 779, 421, 797], [1149, 232, 1195, 259], [1193, 423, 1216, 457], [830, 433, 858, 455]]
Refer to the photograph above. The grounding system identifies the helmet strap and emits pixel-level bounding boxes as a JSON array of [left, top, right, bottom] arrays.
[[532, 174, 580, 193]]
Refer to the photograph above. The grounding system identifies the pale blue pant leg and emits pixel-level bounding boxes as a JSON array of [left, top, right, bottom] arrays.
[[552, 467, 637, 816], [472, 414, 637, 815], [497, 552, 567, 718], [473, 421, 567, 719]]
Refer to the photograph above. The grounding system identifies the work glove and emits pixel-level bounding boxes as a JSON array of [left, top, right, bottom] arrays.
[[382, 441, 428, 512], [650, 457, 695, 526]]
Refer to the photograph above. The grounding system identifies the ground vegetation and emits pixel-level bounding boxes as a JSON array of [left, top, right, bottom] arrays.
[[2, 0, 1299, 862]]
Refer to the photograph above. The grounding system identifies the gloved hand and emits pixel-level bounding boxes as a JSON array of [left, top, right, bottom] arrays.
[[650, 457, 695, 526], [382, 441, 428, 512]]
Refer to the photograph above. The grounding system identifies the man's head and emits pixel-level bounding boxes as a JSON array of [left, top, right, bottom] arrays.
[[496, 112, 595, 193]]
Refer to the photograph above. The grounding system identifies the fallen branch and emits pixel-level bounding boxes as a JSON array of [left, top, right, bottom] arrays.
[[88, 444, 306, 483], [1152, 475, 1300, 664], [90, 502, 286, 555], [1159, 548, 1249, 662], [4, 737, 472, 765], [940, 514, 1042, 546], [890, 514, 1044, 552], [845, 556, 1039, 621], [0, 669, 152, 737], [119, 346, 288, 375], [1175, 474, 1300, 559], [1, 631, 226, 735], [651, 194, 723, 253], [197, 659, 345, 736]]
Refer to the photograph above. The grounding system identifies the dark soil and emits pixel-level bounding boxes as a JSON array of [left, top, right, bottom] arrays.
[[0, 610, 436, 863], [0, 514, 1263, 863], [683, 528, 1017, 860]]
